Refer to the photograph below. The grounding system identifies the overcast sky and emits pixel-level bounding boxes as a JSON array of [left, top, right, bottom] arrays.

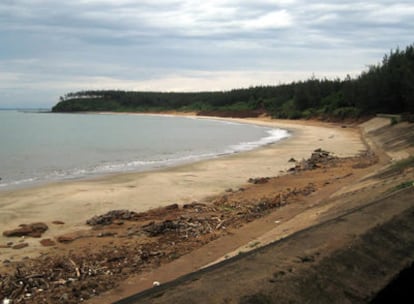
[[1, 0, 413, 108]]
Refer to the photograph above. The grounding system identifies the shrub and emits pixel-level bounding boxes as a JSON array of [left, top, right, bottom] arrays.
[[332, 107, 361, 119]]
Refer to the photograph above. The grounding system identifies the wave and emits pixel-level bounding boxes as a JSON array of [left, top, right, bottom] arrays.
[[68, 128, 290, 176], [0, 177, 39, 189], [0, 127, 290, 190], [226, 128, 290, 153]]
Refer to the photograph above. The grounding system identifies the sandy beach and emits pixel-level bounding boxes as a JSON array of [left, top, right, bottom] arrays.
[[6, 115, 414, 304], [0, 116, 366, 261]]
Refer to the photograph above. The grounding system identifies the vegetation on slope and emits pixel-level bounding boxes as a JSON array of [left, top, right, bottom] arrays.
[[52, 44, 414, 120]]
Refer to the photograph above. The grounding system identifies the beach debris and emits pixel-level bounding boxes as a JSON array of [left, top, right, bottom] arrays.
[[0, 148, 361, 304], [69, 258, 81, 278], [248, 177, 271, 184], [40, 238, 56, 247], [0, 185, 318, 303], [183, 202, 207, 210], [97, 231, 117, 238], [52, 220, 65, 225], [153, 281, 161, 287], [86, 206, 179, 227], [3, 222, 48, 238], [142, 217, 214, 238], [12, 243, 29, 250], [86, 209, 141, 226], [56, 234, 77, 243], [164, 203, 179, 211], [288, 149, 337, 172]]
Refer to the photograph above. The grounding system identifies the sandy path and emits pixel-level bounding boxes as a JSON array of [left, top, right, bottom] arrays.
[[0, 117, 366, 259]]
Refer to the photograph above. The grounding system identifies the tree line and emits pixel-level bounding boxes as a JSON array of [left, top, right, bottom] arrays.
[[52, 44, 414, 120]]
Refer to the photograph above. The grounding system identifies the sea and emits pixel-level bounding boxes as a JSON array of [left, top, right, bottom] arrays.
[[0, 110, 290, 190]]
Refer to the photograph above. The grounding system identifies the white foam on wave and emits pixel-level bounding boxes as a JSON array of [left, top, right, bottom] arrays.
[[226, 128, 290, 153], [80, 127, 290, 176], [0, 177, 39, 188], [85, 152, 220, 175], [0, 126, 290, 190]]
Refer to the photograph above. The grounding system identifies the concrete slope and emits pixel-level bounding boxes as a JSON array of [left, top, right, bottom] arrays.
[[116, 187, 414, 304]]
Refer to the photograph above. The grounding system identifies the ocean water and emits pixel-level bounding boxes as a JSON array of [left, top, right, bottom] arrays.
[[0, 111, 289, 190]]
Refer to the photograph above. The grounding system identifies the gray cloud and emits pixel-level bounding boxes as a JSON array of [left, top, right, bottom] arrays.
[[0, 0, 413, 107]]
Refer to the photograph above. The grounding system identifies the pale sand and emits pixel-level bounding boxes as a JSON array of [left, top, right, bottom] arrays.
[[0, 117, 366, 259]]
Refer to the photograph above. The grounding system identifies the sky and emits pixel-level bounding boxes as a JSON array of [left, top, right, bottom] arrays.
[[0, 0, 413, 108]]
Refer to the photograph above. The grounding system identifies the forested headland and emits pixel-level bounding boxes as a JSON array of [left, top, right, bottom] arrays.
[[52, 44, 414, 120]]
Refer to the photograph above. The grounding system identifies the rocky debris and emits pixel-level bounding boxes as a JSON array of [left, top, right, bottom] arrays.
[[12, 243, 29, 250], [86, 205, 181, 227], [86, 210, 141, 226], [56, 234, 77, 243], [40, 239, 56, 247], [3, 223, 48, 238], [142, 220, 179, 237], [183, 202, 206, 210], [142, 217, 215, 238], [248, 177, 271, 184], [164, 203, 179, 211], [307, 149, 335, 168], [288, 149, 337, 172], [52, 221, 65, 225]]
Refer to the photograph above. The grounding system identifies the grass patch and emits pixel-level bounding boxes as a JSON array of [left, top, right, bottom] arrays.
[[387, 181, 414, 193], [221, 205, 237, 212]]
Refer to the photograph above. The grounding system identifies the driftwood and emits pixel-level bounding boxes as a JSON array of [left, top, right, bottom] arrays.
[[0, 149, 360, 304]]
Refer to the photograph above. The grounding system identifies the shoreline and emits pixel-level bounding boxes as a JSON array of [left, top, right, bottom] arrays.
[[0, 116, 366, 261], [0, 112, 288, 192]]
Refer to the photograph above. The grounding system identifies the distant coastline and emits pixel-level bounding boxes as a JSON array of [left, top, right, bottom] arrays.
[[51, 44, 414, 121], [0, 108, 50, 111]]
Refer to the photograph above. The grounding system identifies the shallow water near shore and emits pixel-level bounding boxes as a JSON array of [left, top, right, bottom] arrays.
[[0, 111, 289, 190]]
